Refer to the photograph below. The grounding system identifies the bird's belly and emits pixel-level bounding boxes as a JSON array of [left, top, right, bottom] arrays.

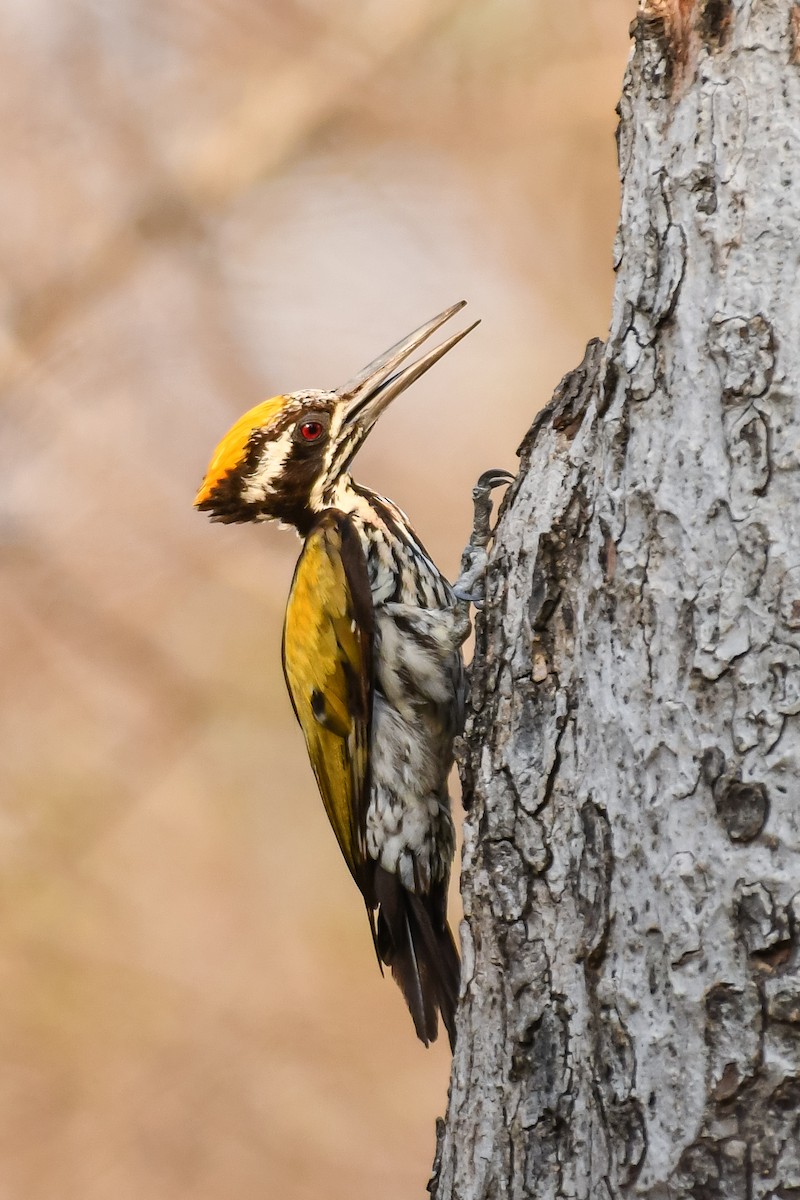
[[365, 603, 467, 892]]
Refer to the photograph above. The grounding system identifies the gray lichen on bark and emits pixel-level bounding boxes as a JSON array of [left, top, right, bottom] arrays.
[[432, 3, 800, 1197]]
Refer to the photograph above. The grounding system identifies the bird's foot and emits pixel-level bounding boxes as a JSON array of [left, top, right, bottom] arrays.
[[452, 468, 514, 606]]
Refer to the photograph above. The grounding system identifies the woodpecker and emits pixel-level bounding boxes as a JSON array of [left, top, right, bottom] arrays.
[[195, 302, 510, 1048]]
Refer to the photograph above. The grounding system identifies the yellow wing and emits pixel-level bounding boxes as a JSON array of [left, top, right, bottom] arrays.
[[282, 512, 374, 886]]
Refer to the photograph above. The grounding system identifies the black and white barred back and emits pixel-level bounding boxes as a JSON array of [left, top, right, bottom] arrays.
[[331, 481, 467, 1044], [342, 483, 468, 879]]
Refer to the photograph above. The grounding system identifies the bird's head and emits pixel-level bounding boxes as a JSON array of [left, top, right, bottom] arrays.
[[194, 301, 478, 532]]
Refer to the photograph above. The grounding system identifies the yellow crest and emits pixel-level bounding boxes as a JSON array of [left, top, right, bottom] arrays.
[[194, 396, 286, 506]]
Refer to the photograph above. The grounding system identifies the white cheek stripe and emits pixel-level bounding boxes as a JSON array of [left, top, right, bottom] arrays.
[[242, 430, 292, 503], [309, 408, 348, 512]]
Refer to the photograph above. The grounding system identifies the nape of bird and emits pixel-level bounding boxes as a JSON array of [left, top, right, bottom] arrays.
[[195, 301, 511, 1048]]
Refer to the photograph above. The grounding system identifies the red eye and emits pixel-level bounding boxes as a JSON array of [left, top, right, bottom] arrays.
[[293, 412, 329, 446]]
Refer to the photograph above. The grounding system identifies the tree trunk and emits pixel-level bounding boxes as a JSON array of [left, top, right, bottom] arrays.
[[431, 3, 800, 1197]]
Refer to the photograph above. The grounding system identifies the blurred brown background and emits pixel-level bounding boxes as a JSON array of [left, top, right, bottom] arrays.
[[0, 2, 633, 1197]]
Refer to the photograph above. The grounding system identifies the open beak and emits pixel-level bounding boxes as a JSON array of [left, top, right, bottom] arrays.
[[337, 301, 480, 431]]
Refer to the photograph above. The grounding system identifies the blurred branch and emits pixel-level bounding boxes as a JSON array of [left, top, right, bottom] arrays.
[[3, 0, 467, 380]]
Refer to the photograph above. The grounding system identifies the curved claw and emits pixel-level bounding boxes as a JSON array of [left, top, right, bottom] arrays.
[[453, 468, 514, 607], [469, 467, 514, 552], [473, 468, 515, 497]]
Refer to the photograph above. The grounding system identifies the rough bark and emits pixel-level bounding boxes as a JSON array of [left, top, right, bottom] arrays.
[[432, 3, 800, 1197]]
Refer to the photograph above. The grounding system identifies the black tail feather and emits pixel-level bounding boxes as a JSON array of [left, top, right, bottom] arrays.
[[373, 866, 460, 1050]]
